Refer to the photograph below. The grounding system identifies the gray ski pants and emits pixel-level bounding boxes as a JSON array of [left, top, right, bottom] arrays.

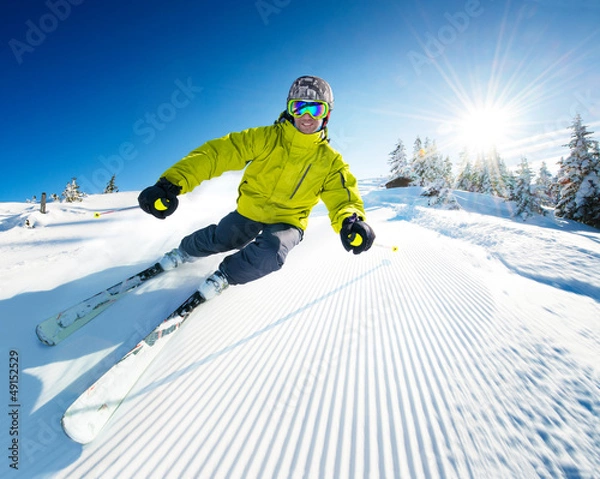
[[179, 211, 303, 285]]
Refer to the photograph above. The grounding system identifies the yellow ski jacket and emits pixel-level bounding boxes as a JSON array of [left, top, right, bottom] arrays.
[[161, 119, 366, 232]]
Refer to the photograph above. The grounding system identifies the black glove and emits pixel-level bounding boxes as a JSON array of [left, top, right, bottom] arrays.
[[138, 177, 182, 219], [340, 213, 375, 254]]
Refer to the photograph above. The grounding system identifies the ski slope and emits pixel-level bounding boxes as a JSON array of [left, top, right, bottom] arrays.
[[1, 176, 599, 478]]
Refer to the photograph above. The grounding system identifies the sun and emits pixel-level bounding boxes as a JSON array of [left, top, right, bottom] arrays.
[[457, 105, 512, 152]]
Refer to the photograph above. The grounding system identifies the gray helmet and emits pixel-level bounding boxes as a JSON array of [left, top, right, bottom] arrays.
[[287, 76, 334, 111]]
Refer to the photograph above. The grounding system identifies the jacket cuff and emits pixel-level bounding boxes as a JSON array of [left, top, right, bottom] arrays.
[[157, 177, 182, 196]]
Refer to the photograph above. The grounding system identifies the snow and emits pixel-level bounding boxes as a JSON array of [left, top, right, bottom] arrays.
[[1, 176, 599, 478]]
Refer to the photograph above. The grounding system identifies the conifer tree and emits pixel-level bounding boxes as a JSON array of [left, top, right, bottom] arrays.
[[409, 136, 422, 182], [455, 149, 475, 191], [472, 152, 488, 194], [455, 160, 474, 191], [513, 157, 543, 218], [576, 140, 600, 228], [490, 148, 511, 198], [442, 155, 454, 187], [62, 178, 86, 203], [471, 149, 510, 198], [388, 139, 412, 180], [412, 137, 449, 187], [104, 174, 119, 194], [504, 168, 517, 201], [535, 161, 556, 206], [412, 136, 423, 162], [556, 114, 600, 227]]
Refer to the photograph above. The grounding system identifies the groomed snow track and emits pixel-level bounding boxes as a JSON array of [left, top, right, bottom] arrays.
[[57, 213, 599, 479]]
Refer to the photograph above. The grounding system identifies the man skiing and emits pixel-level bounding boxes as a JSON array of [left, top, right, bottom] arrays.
[[138, 75, 375, 300]]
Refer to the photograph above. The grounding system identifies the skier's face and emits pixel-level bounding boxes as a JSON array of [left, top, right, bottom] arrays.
[[294, 113, 323, 134]]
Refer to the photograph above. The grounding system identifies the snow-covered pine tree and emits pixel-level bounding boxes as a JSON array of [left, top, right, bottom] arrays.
[[411, 138, 456, 206], [410, 136, 423, 182], [504, 168, 516, 201], [104, 174, 119, 194], [471, 149, 511, 198], [412, 137, 448, 187], [491, 148, 512, 198], [513, 157, 543, 219], [535, 161, 556, 207], [472, 152, 487, 193], [455, 161, 474, 191], [585, 142, 600, 227], [556, 114, 600, 227], [412, 137, 431, 186], [574, 139, 600, 228], [455, 149, 475, 191], [388, 139, 413, 181], [62, 178, 86, 203], [442, 155, 454, 187]]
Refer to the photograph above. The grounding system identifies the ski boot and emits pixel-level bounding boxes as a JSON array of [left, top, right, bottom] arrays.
[[199, 270, 229, 300], [159, 248, 190, 271]]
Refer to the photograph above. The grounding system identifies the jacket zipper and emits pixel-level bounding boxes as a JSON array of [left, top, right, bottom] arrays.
[[290, 165, 312, 199]]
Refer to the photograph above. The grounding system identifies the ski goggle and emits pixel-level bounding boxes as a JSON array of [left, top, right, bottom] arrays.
[[287, 100, 329, 120]]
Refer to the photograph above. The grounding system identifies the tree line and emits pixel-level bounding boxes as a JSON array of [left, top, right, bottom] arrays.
[[388, 114, 600, 228], [28, 174, 119, 204]]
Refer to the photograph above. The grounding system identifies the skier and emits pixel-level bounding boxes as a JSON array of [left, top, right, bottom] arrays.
[[138, 75, 375, 300]]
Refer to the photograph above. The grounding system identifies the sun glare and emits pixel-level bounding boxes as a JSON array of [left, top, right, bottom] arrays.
[[457, 105, 512, 152]]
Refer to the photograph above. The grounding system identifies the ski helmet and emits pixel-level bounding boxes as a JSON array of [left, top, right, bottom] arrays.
[[287, 76, 334, 111]]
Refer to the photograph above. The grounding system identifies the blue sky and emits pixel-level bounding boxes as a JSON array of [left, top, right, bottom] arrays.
[[1, 0, 599, 202]]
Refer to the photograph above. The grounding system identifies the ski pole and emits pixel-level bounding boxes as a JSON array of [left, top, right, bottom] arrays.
[[93, 205, 139, 218], [374, 242, 399, 252], [348, 233, 399, 252]]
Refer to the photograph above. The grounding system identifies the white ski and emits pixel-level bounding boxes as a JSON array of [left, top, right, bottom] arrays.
[[36, 263, 165, 346], [61, 291, 205, 444]]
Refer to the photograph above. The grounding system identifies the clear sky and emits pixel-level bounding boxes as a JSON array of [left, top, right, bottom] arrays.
[[1, 0, 599, 202]]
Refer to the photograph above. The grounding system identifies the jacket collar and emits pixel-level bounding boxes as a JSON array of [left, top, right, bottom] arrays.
[[281, 118, 329, 148]]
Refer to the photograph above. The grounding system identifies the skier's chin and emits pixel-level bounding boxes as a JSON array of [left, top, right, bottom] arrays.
[[294, 120, 321, 134]]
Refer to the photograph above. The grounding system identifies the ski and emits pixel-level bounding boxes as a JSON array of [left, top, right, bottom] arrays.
[[36, 263, 165, 346], [61, 290, 205, 444]]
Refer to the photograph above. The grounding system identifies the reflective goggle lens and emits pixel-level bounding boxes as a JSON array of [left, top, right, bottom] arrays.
[[288, 100, 329, 119]]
